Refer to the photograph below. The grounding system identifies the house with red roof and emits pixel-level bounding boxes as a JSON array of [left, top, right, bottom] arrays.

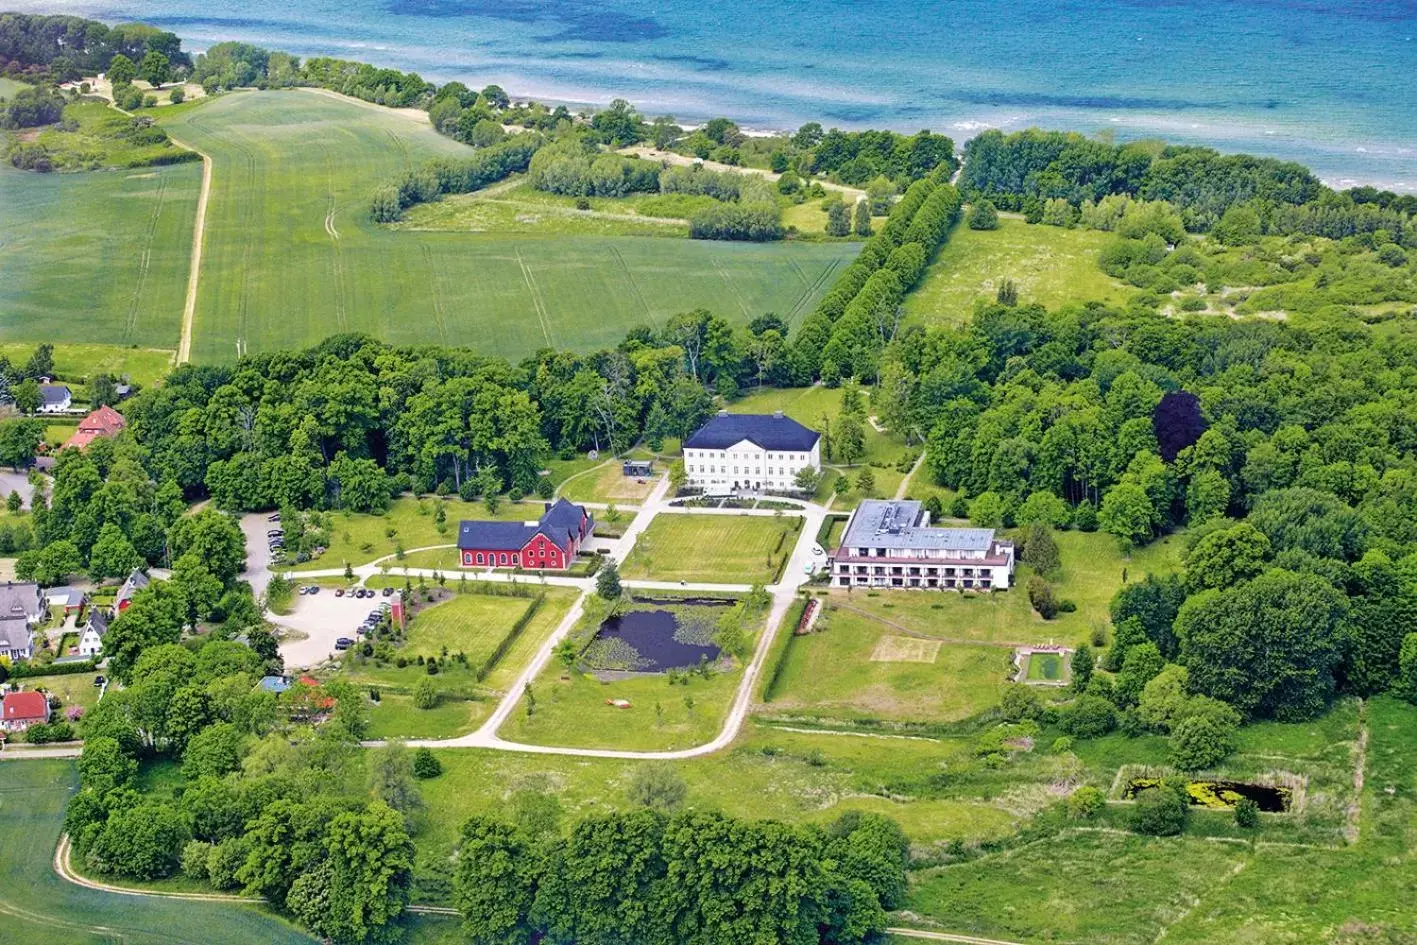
[[1, 690, 50, 732], [457, 498, 593, 571], [65, 405, 127, 450]]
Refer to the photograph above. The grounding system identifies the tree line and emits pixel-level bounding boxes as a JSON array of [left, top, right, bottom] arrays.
[[0, 13, 186, 84]]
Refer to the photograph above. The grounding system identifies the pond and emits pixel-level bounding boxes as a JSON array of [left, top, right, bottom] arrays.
[[628, 595, 736, 607], [585, 609, 721, 672], [1124, 778, 1292, 813]]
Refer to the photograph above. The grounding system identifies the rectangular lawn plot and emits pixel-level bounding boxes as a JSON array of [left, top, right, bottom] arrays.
[[405, 593, 536, 667], [768, 607, 1005, 723], [869, 635, 941, 663], [622, 513, 802, 585]]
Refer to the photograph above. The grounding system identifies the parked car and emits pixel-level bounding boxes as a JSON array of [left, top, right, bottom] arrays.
[[381, 586, 394, 597], [268, 513, 280, 522], [308, 586, 320, 595], [297, 586, 310, 596], [267, 529, 282, 537], [92, 675, 105, 687], [334, 588, 345, 597], [334, 637, 353, 650]]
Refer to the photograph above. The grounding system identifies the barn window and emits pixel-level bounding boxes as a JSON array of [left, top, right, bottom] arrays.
[[476, 553, 484, 565]]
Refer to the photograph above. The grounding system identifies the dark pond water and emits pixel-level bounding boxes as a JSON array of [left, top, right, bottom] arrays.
[[1124, 778, 1291, 813], [595, 609, 721, 671]]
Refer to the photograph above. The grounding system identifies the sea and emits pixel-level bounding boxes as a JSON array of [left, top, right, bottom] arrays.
[[12, 0, 1417, 190]]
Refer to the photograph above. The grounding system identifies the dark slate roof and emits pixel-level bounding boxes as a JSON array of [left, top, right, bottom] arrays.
[[39, 384, 71, 407], [0, 582, 43, 623], [87, 607, 110, 637], [458, 520, 539, 552], [684, 413, 820, 452], [540, 499, 586, 539]]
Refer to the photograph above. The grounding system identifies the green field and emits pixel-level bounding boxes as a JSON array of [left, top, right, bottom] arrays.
[[0, 760, 315, 944], [767, 605, 1008, 723], [0, 161, 200, 347], [404, 593, 537, 664], [0, 343, 175, 388], [621, 512, 802, 584], [903, 215, 1128, 326], [154, 90, 858, 363], [0, 77, 29, 99], [558, 460, 661, 505], [18, 101, 197, 172]]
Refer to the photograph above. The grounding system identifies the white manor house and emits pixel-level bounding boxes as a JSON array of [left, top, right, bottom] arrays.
[[832, 499, 1016, 591], [682, 411, 822, 494]]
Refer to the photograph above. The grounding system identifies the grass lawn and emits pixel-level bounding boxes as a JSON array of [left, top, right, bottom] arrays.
[[20, 672, 103, 717], [0, 77, 28, 99], [765, 605, 1008, 723], [557, 460, 660, 504], [622, 512, 802, 585], [0, 161, 199, 349], [781, 198, 887, 237], [830, 530, 1184, 648], [397, 180, 701, 238], [20, 101, 197, 171], [903, 215, 1128, 327], [364, 691, 493, 740], [290, 496, 541, 572], [0, 760, 314, 944], [729, 385, 909, 468], [403, 593, 537, 663], [0, 343, 174, 389], [155, 90, 858, 363]]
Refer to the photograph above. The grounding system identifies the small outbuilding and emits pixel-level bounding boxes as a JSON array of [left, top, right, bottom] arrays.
[[622, 459, 652, 477]]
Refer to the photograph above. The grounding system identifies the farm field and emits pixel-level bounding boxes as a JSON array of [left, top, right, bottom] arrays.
[[156, 90, 859, 363], [621, 512, 802, 584], [0, 161, 200, 348], [397, 180, 703, 238], [903, 215, 1128, 326], [0, 760, 315, 945], [765, 605, 1008, 723]]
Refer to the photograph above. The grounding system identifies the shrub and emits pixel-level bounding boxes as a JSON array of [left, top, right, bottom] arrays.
[[999, 683, 1041, 721], [169, 87, 185, 104], [1027, 575, 1058, 619], [181, 840, 212, 880], [627, 763, 687, 812], [1169, 707, 1239, 770], [1234, 797, 1260, 828], [412, 676, 439, 709], [412, 747, 443, 779], [1059, 695, 1117, 738], [1067, 786, 1105, 819], [1129, 784, 1188, 836], [968, 199, 999, 230]]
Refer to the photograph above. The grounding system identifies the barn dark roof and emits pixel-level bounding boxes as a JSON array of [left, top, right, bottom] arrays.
[[458, 499, 591, 552], [683, 413, 820, 452], [457, 520, 539, 552]]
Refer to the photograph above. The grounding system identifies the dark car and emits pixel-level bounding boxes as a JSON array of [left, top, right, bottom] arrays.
[[382, 586, 394, 597], [334, 637, 354, 650], [268, 513, 280, 522], [307, 586, 320, 595], [92, 675, 106, 687], [335, 588, 345, 597]]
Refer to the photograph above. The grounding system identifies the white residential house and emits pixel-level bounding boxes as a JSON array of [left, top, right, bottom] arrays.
[[78, 608, 109, 658], [682, 411, 822, 494], [832, 499, 1016, 591], [0, 582, 47, 661], [37, 383, 73, 414]]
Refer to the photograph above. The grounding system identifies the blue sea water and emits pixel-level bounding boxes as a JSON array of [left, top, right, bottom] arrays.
[[16, 0, 1417, 189]]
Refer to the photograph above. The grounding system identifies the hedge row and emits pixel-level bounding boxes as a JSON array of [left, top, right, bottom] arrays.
[[474, 593, 545, 681], [370, 133, 543, 222]]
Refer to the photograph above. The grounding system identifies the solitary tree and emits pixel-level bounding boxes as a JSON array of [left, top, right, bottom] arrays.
[[853, 200, 873, 236], [596, 558, 622, 600], [107, 54, 137, 86], [968, 200, 999, 230]]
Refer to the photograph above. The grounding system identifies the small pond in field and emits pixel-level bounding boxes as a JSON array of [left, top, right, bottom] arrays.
[[585, 609, 721, 672], [1124, 778, 1292, 813]]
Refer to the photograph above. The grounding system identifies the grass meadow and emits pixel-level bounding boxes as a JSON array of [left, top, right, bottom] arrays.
[[403, 592, 538, 664], [0, 161, 199, 349], [557, 459, 661, 505], [621, 512, 803, 584], [903, 215, 1127, 327], [765, 605, 1009, 723], [0, 760, 314, 944], [154, 90, 857, 363]]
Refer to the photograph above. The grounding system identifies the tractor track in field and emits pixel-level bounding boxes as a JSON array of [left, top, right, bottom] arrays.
[[710, 253, 751, 318], [324, 148, 349, 331], [609, 244, 657, 327], [515, 246, 555, 347], [788, 256, 840, 322], [164, 122, 212, 364], [420, 243, 451, 342], [123, 168, 168, 343]]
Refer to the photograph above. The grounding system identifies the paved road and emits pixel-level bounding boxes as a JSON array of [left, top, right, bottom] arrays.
[[360, 479, 829, 760]]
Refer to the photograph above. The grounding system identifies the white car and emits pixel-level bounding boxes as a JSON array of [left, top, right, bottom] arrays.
[[811, 543, 826, 557]]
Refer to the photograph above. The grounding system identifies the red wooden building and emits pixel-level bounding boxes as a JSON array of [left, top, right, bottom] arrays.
[[457, 499, 593, 571]]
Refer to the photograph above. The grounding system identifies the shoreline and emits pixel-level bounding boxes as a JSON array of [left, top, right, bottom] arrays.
[[5, 10, 1414, 192]]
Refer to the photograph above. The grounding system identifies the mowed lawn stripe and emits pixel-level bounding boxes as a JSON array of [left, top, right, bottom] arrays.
[[622, 513, 803, 585], [154, 90, 858, 363]]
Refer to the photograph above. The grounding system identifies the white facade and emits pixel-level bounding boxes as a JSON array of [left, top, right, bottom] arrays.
[[78, 625, 104, 657], [832, 500, 1015, 591], [685, 438, 822, 494]]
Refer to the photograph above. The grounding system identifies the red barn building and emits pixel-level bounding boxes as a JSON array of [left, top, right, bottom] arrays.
[[457, 499, 593, 571]]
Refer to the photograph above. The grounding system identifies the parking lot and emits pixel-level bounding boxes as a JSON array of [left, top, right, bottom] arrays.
[[271, 586, 393, 669]]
